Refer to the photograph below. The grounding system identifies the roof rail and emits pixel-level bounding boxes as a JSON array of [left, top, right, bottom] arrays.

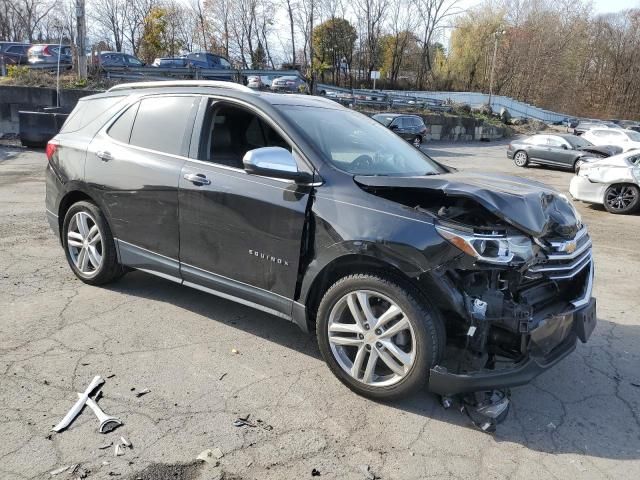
[[107, 80, 256, 94]]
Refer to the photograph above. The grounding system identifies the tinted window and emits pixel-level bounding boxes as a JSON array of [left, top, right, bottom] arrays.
[[525, 135, 546, 145], [129, 96, 196, 155], [546, 137, 565, 147], [61, 96, 126, 133], [107, 103, 139, 143]]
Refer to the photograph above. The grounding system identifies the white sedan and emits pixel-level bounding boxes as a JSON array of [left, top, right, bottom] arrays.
[[570, 152, 640, 214], [582, 128, 640, 152]]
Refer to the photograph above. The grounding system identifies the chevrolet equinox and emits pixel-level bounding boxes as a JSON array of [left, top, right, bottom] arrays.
[[46, 81, 596, 429]]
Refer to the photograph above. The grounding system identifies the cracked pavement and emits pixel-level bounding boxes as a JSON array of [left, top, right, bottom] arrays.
[[0, 141, 639, 479]]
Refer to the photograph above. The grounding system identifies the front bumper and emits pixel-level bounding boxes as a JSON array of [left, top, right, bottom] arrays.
[[428, 297, 596, 395]]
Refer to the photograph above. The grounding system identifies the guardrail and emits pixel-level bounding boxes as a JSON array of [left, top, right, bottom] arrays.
[[9, 62, 569, 121]]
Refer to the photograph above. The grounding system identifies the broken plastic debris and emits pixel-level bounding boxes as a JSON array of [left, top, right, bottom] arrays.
[[231, 348, 239, 354], [114, 444, 124, 456], [547, 422, 557, 430], [52, 375, 104, 432], [120, 436, 132, 448], [233, 414, 256, 427], [135, 388, 150, 398], [83, 394, 122, 433], [211, 447, 224, 459], [311, 468, 321, 476], [196, 449, 220, 465], [49, 465, 70, 476], [98, 442, 113, 450]]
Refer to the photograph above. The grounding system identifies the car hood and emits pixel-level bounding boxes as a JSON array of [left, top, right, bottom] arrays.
[[354, 172, 580, 238], [577, 144, 621, 156]]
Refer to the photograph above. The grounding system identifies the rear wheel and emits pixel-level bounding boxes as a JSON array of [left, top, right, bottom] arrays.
[[513, 150, 529, 167], [62, 201, 124, 285], [316, 274, 443, 400], [603, 184, 640, 214]]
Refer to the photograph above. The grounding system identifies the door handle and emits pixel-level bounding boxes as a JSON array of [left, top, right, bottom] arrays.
[[184, 173, 211, 185], [96, 150, 113, 162]]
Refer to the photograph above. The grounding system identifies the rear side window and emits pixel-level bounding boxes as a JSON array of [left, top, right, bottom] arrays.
[[128, 96, 196, 156], [60, 96, 125, 133], [107, 103, 139, 143]]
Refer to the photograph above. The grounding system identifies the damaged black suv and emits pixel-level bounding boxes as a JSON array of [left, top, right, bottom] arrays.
[[46, 81, 596, 429]]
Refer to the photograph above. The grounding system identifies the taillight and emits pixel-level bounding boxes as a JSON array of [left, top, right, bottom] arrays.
[[43, 45, 53, 56], [45, 140, 58, 161]]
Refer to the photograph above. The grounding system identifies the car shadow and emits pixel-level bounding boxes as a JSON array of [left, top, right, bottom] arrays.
[[105, 271, 640, 461]]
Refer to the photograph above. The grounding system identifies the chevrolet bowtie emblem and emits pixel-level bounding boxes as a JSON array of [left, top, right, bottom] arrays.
[[564, 240, 577, 254]]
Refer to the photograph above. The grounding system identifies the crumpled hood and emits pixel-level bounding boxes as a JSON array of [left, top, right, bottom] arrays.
[[354, 172, 580, 238], [577, 144, 622, 156]]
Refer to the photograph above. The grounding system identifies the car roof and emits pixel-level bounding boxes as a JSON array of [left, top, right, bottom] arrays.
[[103, 81, 342, 110]]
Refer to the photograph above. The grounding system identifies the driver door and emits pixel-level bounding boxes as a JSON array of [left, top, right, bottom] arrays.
[[178, 98, 313, 318]]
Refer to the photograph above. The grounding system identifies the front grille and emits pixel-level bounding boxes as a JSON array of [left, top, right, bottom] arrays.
[[528, 227, 592, 281]]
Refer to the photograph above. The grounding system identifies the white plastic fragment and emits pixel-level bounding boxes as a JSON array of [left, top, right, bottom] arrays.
[[49, 465, 70, 476]]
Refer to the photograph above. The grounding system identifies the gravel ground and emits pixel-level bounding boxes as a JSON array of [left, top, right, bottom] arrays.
[[0, 140, 638, 480]]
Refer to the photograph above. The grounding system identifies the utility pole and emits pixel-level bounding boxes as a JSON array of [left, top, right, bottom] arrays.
[[487, 29, 505, 112], [308, 0, 316, 94], [76, 0, 87, 80]]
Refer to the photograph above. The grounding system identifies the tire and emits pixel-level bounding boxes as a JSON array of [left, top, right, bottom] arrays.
[[574, 158, 584, 173], [603, 184, 640, 214], [316, 274, 443, 400], [62, 201, 124, 285], [513, 150, 529, 167], [412, 136, 422, 148]]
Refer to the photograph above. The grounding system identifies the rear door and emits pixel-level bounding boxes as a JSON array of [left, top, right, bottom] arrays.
[[178, 98, 313, 318], [85, 94, 199, 278]]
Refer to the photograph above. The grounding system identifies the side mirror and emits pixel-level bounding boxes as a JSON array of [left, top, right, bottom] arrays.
[[389, 124, 399, 130], [243, 147, 313, 183], [561, 144, 568, 150]]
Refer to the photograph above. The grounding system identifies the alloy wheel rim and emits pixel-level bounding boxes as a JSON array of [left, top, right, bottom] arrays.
[[327, 290, 416, 387], [606, 186, 637, 211], [514, 152, 526, 165], [67, 211, 103, 275], [413, 137, 421, 148]]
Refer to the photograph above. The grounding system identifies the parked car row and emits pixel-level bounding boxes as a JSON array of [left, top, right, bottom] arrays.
[[507, 132, 640, 215], [0, 41, 72, 67]]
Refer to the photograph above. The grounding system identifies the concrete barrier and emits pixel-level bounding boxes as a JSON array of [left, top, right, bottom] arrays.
[[0, 86, 99, 135]]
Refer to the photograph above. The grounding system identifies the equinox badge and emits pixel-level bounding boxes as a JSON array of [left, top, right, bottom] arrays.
[[248, 249, 290, 266]]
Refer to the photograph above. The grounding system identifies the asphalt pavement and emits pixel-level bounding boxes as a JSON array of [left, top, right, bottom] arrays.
[[0, 140, 638, 479]]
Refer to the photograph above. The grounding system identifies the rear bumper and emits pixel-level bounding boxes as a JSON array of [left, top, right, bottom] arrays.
[[506, 149, 514, 159], [569, 175, 606, 204], [428, 297, 596, 395]]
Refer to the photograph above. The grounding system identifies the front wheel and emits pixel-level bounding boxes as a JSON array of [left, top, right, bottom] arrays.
[[513, 150, 529, 167], [316, 274, 443, 400], [603, 184, 640, 214], [62, 201, 124, 285], [412, 136, 423, 148]]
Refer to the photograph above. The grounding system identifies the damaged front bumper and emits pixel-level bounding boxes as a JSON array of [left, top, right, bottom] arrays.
[[427, 234, 596, 397], [429, 297, 596, 395]]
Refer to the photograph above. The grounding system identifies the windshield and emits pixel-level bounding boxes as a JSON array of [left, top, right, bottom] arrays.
[[567, 136, 593, 148], [626, 130, 640, 141], [372, 114, 396, 127], [277, 106, 446, 176]]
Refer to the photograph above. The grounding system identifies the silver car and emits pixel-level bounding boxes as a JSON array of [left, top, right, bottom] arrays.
[[270, 75, 307, 93]]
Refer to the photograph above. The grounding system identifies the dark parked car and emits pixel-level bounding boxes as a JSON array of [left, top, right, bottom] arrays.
[[184, 52, 231, 69], [46, 81, 596, 430], [96, 52, 144, 67], [507, 134, 621, 172], [270, 76, 307, 93], [27, 44, 72, 67], [372, 113, 430, 148], [0, 43, 30, 65]]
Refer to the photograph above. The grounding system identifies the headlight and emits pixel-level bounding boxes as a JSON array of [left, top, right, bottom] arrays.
[[435, 224, 535, 265]]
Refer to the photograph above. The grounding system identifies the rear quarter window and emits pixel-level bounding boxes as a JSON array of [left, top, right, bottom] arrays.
[[60, 96, 126, 134], [107, 103, 139, 143], [128, 96, 197, 156]]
